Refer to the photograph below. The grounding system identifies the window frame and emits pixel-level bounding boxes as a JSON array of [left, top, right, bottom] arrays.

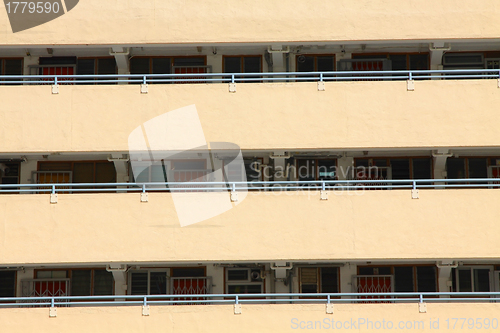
[[33, 268, 114, 296], [356, 264, 438, 293], [128, 269, 169, 295], [298, 266, 340, 294], [296, 54, 336, 72], [0, 270, 17, 297], [453, 266, 494, 293], [225, 267, 265, 294]]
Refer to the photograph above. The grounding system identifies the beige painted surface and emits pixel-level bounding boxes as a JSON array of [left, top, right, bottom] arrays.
[[0, 79, 500, 153], [2, 303, 500, 333], [1, 189, 499, 265], [0, 0, 500, 45]]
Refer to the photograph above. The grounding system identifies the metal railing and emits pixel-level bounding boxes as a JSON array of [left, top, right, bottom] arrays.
[[0, 68, 499, 85], [1, 292, 500, 308], [0, 178, 499, 194]]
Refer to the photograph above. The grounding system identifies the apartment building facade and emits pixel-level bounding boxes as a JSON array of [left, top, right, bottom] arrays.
[[1, 1, 500, 332]]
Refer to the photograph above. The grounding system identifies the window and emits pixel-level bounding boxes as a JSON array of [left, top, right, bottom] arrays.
[[130, 57, 209, 83], [0, 271, 16, 297], [223, 56, 262, 82], [29, 269, 113, 296], [357, 265, 437, 293], [0, 162, 20, 185], [133, 163, 168, 183], [351, 53, 429, 71], [36, 161, 116, 184], [71, 269, 114, 296], [339, 53, 429, 79], [31, 57, 76, 84], [244, 158, 263, 183], [129, 270, 168, 295], [297, 55, 335, 72], [129, 267, 208, 296], [452, 267, 493, 292], [299, 267, 339, 293], [353, 157, 432, 181], [296, 159, 337, 181], [0, 58, 23, 84], [130, 57, 172, 75], [353, 159, 392, 182], [443, 53, 485, 69], [76, 58, 117, 84], [446, 157, 489, 179], [226, 268, 264, 294]]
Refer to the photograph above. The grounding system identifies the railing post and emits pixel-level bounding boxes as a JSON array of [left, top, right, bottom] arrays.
[[140, 184, 148, 202], [52, 76, 59, 94], [418, 293, 427, 313], [142, 296, 150, 316], [49, 297, 57, 317], [234, 294, 242, 314], [229, 74, 237, 92], [50, 185, 58, 204], [407, 71, 415, 91], [230, 182, 238, 202], [318, 73, 326, 91], [140, 75, 148, 93], [326, 294, 334, 314], [320, 181, 328, 200], [411, 180, 419, 199]]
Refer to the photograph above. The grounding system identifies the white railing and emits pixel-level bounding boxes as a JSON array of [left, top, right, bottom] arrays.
[[1, 178, 500, 194], [0, 68, 499, 85]]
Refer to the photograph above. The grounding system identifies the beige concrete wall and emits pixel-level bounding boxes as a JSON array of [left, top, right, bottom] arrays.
[[1, 189, 500, 265], [1, 79, 500, 153], [2, 303, 500, 333], [0, 0, 500, 45]]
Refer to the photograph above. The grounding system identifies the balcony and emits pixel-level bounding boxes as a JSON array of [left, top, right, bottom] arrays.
[[1, 179, 500, 265], [1, 70, 500, 153], [1, 293, 500, 333], [1, 0, 499, 45]]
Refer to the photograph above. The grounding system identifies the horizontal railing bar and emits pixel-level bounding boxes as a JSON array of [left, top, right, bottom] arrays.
[[2, 291, 500, 301], [1, 69, 499, 85], [1, 178, 500, 193], [1, 292, 500, 308]]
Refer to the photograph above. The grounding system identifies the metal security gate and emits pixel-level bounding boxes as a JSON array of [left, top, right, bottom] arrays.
[[352, 275, 394, 302]]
